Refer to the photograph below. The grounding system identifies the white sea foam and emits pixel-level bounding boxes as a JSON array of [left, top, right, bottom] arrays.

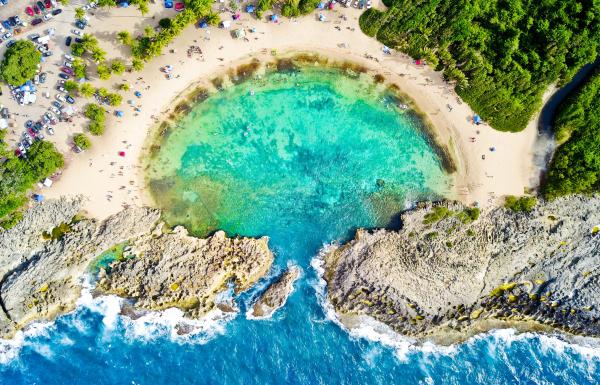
[[310, 249, 600, 364]]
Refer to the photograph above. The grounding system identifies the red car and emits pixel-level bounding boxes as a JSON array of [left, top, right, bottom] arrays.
[[33, 5, 41, 14], [61, 67, 74, 75], [44, 0, 51, 9], [25, 6, 34, 16], [174, 2, 184, 11]]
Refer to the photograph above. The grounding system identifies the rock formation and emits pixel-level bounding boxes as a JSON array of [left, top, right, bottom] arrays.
[[323, 195, 600, 344], [0, 199, 274, 339], [97, 226, 273, 317], [251, 266, 300, 318]]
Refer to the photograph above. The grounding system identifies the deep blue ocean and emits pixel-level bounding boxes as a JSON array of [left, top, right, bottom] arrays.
[[1, 67, 598, 384]]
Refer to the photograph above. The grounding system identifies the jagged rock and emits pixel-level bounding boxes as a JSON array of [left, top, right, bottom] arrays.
[[0, 206, 161, 338], [96, 225, 274, 318], [251, 266, 300, 318], [323, 195, 600, 344], [0, 200, 274, 339]]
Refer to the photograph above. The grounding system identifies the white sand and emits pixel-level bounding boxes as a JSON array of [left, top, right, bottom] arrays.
[[11, 2, 541, 218]]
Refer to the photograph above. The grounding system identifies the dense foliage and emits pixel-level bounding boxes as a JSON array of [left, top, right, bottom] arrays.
[[128, 0, 212, 61], [85, 103, 107, 135], [0, 141, 64, 228], [543, 66, 600, 199], [359, 0, 600, 132], [0, 40, 42, 86], [504, 195, 537, 212], [73, 133, 92, 150]]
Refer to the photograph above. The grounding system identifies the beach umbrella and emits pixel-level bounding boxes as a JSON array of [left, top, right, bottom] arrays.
[[115, 110, 124, 117], [134, 91, 142, 98], [270, 14, 278, 22], [246, 4, 254, 12], [199, 21, 208, 28], [119, 151, 126, 157], [32, 194, 44, 202], [474, 114, 481, 124]]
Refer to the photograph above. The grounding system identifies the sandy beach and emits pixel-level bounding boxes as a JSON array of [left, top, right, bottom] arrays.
[[21, 2, 541, 219]]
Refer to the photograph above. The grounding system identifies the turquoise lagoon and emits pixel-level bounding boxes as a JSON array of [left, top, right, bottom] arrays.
[[1, 65, 598, 384]]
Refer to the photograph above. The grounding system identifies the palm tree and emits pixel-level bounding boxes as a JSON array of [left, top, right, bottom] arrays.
[[75, 7, 85, 20], [117, 31, 131, 46], [131, 58, 144, 72], [205, 12, 220, 26], [91, 48, 106, 63]]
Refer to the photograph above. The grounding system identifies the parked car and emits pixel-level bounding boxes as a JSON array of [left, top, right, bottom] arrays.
[[29, 33, 40, 40], [25, 120, 34, 128], [66, 95, 75, 104], [25, 7, 34, 16], [43, 50, 52, 57], [75, 20, 86, 29], [55, 94, 65, 102], [74, 37, 82, 43], [56, 86, 66, 92], [65, 35, 72, 46], [63, 61, 72, 68], [44, 0, 51, 8], [50, 106, 60, 114], [58, 73, 69, 80], [1, 20, 11, 30], [39, 72, 47, 83], [42, 13, 52, 21], [31, 18, 42, 25], [71, 29, 81, 36], [64, 54, 73, 61], [46, 126, 54, 135], [6, 39, 15, 47], [2, 32, 12, 39], [61, 67, 73, 75], [52, 101, 62, 108], [37, 1, 45, 11], [51, 8, 61, 15], [34, 5, 41, 14]]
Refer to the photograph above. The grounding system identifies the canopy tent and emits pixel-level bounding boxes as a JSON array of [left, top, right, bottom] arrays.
[[473, 114, 482, 124], [32, 194, 44, 202], [221, 20, 231, 28], [199, 20, 208, 28], [270, 14, 278, 22], [245, 4, 255, 12]]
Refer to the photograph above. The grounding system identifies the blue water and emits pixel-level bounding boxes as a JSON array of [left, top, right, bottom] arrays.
[[1, 66, 598, 384]]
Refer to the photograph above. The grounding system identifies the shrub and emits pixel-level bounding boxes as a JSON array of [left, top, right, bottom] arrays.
[[423, 206, 451, 225], [85, 103, 106, 135], [73, 133, 92, 150], [504, 196, 537, 213]]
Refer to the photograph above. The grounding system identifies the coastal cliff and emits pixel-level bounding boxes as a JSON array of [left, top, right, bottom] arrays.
[[323, 195, 600, 344], [0, 199, 273, 339]]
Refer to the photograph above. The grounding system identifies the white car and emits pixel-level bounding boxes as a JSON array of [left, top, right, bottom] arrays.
[[3, 32, 12, 39], [47, 126, 55, 136], [64, 61, 73, 68], [50, 106, 60, 114], [64, 54, 74, 61], [57, 86, 66, 93], [55, 94, 65, 102], [72, 29, 82, 36], [43, 13, 53, 21]]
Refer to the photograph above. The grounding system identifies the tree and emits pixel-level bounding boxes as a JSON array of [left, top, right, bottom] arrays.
[[85, 103, 106, 135], [91, 48, 106, 63], [117, 31, 132, 46], [119, 83, 130, 91], [79, 82, 95, 98], [131, 58, 144, 71], [72, 59, 87, 79], [504, 196, 537, 213], [106, 93, 122, 106], [205, 12, 220, 26], [137, 1, 149, 14], [97, 63, 112, 80], [64, 80, 79, 92], [0, 40, 42, 86], [71, 43, 85, 56], [159, 18, 172, 29], [144, 26, 155, 38], [73, 133, 92, 150], [96, 87, 109, 98], [59, 0, 69, 5], [75, 7, 85, 20], [110, 59, 126, 75]]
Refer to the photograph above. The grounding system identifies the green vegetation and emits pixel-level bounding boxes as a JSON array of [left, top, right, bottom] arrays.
[[543, 66, 600, 199], [75, 7, 85, 20], [117, 31, 132, 46], [159, 18, 172, 29], [42, 222, 72, 240], [110, 59, 126, 75], [64, 80, 79, 92], [122, 0, 212, 61], [359, 0, 600, 132], [106, 92, 122, 106], [97, 63, 111, 80], [504, 195, 537, 213], [456, 207, 480, 224], [73, 133, 92, 150], [119, 83, 130, 91], [0, 40, 42, 86], [0, 141, 64, 227], [423, 206, 451, 225], [97, 0, 150, 14], [79, 83, 95, 98], [72, 59, 87, 79], [85, 103, 106, 135]]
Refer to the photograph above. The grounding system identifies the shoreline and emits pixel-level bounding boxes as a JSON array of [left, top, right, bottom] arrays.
[[38, 7, 540, 219]]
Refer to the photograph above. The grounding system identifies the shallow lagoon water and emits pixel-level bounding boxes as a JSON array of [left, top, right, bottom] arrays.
[[1, 66, 599, 384]]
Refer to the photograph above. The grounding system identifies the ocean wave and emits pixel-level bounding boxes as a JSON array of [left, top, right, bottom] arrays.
[[310, 250, 600, 364], [0, 321, 54, 365]]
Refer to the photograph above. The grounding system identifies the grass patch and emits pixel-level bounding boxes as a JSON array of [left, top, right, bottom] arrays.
[[423, 206, 452, 225], [504, 195, 537, 213]]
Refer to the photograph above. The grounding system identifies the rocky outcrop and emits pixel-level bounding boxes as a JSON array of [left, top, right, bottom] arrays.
[[323, 195, 600, 344], [0, 200, 274, 339], [251, 266, 300, 318], [96, 226, 274, 317]]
